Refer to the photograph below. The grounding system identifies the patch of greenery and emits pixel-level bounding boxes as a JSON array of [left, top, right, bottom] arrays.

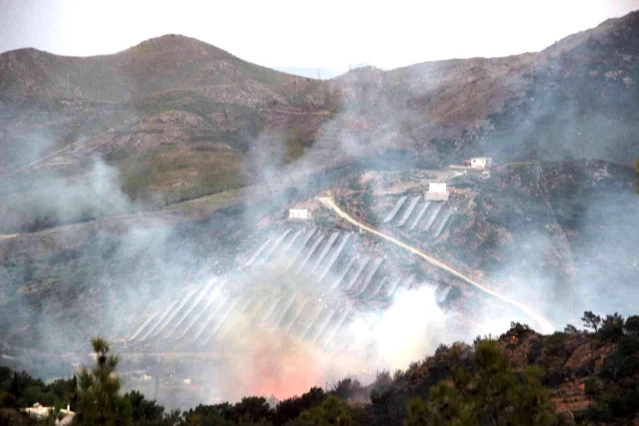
[[576, 312, 639, 423], [0, 367, 75, 411], [405, 340, 566, 426], [117, 144, 247, 205]]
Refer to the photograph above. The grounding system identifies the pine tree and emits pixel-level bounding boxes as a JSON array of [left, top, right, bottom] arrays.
[[581, 311, 602, 332], [624, 315, 639, 337], [74, 337, 132, 426], [289, 395, 353, 426]]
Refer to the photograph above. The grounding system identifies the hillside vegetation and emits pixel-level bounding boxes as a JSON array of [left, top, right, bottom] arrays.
[[1, 312, 638, 425], [1, 12, 639, 218]]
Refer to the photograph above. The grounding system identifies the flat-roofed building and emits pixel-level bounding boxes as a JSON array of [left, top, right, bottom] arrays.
[[425, 182, 449, 201], [467, 157, 493, 169], [289, 208, 310, 220]]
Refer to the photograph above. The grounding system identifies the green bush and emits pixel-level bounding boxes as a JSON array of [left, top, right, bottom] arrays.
[[405, 340, 562, 426], [598, 313, 625, 342], [584, 377, 599, 397]]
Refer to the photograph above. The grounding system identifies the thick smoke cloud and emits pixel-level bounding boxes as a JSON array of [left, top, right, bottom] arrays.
[[570, 187, 639, 317], [0, 157, 133, 233]]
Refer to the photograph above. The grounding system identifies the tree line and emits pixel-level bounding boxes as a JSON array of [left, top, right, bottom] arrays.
[[1, 311, 638, 425]]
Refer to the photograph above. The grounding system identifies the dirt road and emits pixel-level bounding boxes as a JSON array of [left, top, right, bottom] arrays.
[[317, 197, 555, 334]]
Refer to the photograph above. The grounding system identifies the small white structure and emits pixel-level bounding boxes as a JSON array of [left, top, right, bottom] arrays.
[[22, 403, 75, 425], [425, 182, 449, 201], [468, 157, 493, 169], [289, 208, 310, 220], [429, 183, 447, 193]]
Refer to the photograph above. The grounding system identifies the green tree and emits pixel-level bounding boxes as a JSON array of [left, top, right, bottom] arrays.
[[581, 311, 602, 332], [331, 378, 363, 401], [125, 390, 164, 424], [563, 324, 578, 335], [74, 337, 132, 426], [405, 340, 562, 426], [234, 396, 273, 424], [289, 395, 353, 426], [273, 386, 325, 426], [599, 313, 625, 342], [623, 315, 639, 337]]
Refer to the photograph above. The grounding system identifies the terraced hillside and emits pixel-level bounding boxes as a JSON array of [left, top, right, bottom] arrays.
[[126, 224, 458, 353], [381, 197, 455, 239], [0, 157, 636, 409]]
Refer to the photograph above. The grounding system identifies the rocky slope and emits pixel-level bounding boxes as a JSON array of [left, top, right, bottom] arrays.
[[365, 320, 639, 425], [0, 34, 337, 210], [1, 12, 638, 204]]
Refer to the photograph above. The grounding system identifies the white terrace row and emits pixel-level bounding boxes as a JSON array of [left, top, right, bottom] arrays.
[[244, 227, 456, 304], [382, 196, 454, 239], [127, 276, 452, 354], [245, 228, 406, 302], [127, 278, 364, 353], [127, 228, 454, 352]]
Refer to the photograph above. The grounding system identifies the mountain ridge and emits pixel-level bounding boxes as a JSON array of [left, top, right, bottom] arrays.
[[0, 10, 637, 205]]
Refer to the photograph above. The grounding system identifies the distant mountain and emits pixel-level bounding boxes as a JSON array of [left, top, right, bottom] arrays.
[[0, 34, 289, 101], [0, 34, 339, 204], [1, 12, 638, 203]]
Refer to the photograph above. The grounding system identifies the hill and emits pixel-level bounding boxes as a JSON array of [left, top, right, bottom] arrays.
[[0, 34, 286, 101], [1, 12, 638, 211], [0, 34, 337, 208]]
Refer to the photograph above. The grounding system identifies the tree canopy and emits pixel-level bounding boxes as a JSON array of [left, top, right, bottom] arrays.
[[405, 340, 565, 426], [74, 337, 133, 426]]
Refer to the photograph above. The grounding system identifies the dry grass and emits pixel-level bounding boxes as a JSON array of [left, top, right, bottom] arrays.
[[118, 143, 247, 205]]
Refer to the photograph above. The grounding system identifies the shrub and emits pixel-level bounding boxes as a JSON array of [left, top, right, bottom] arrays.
[[623, 315, 639, 336], [405, 341, 561, 426], [331, 378, 362, 401], [563, 324, 579, 334], [584, 377, 599, 397], [0, 392, 18, 409], [125, 390, 164, 424], [599, 313, 625, 342]]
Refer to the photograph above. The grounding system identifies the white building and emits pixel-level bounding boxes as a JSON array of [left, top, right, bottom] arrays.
[[429, 183, 447, 193], [425, 182, 449, 201], [289, 208, 310, 220], [468, 157, 493, 169], [22, 403, 75, 425]]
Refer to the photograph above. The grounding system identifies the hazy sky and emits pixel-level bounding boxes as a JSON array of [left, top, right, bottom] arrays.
[[1, 0, 638, 71]]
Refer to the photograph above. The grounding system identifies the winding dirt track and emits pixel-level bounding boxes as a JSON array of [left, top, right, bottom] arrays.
[[317, 197, 555, 334]]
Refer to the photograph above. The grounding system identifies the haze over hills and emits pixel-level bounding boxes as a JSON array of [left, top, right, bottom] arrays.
[[0, 8, 638, 417], [1, 11, 638, 192]]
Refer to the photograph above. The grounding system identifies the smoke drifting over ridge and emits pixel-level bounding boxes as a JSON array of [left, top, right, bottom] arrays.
[[0, 70, 467, 406], [1, 21, 639, 409]]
